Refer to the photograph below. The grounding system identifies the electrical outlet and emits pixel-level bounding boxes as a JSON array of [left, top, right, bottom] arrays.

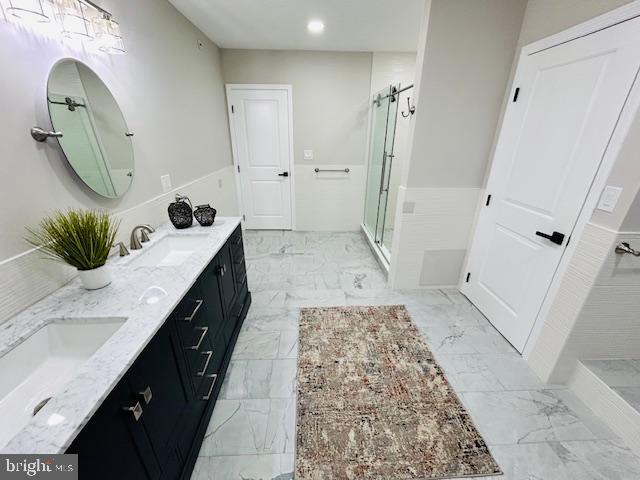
[[160, 174, 172, 193], [304, 150, 313, 161]]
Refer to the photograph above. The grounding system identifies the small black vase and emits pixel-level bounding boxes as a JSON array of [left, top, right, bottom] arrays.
[[168, 194, 193, 229], [194, 204, 217, 226]]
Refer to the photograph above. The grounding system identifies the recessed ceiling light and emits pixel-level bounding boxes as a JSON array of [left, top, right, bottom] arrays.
[[307, 20, 325, 34]]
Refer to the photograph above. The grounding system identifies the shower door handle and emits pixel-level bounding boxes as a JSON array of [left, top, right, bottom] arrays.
[[381, 153, 395, 193]]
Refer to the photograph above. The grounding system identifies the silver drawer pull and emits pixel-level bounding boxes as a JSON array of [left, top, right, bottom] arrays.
[[202, 374, 218, 401], [187, 326, 208, 351], [181, 299, 203, 322], [123, 402, 143, 421], [197, 350, 213, 377], [137, 386, 153, 405]]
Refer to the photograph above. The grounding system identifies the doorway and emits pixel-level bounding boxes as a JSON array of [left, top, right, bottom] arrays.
[[462, 16, 640, 352], [226, 84, 294, 230]]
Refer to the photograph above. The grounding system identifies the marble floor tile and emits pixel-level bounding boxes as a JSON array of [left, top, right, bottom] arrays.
[[409, 303, 491, 328], [422, 324, 516, 355], [583, 359, 640, 387], [283, 289, 347, 308], [461, 390, 605, 445], [397, 288, 453, 306], [264, 397, 296, 454], [201, 399, 270, 456], [219, 360, 273, 399], [242, 308, 299, 333], [268, 359, 297, 398], [192, 454, 294, 480], [437, 354, 506, 393], [613, 386, 640, 412], [194, 230, 640, 479], [277, 331, 298, 359], [233, 331, 280, 360]]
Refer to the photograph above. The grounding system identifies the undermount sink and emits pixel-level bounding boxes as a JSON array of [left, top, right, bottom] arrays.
[[127, 234, 210, 267], [0, 318, 126, 449]]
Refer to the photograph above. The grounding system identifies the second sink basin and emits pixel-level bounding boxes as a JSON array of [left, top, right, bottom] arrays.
[[127, 234, 210, 267]]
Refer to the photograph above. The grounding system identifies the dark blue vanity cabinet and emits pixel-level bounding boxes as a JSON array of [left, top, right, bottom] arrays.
[[68, 226, 250, 479]]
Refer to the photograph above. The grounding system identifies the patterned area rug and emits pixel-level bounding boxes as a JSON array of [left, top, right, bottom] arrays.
[[296, 305, 501, 480]]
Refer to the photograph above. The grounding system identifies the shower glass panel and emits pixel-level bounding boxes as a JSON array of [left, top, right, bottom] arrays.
[[363, 85, 399, 259]]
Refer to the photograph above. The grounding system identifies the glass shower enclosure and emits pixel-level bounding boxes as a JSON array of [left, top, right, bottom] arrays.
[[363, 85, 400, 262]]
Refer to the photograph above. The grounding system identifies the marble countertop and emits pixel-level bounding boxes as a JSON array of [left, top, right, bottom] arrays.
[[0, 217, 241, 454]]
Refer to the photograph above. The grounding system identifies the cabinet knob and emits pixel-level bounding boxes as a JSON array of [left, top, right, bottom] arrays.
[[137, 386, 153, 405], [123, 402, 143, 421]]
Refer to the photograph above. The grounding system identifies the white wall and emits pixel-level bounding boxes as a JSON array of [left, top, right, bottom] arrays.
[[0, 0, 237, 324], [221, 49, 373, 231], [389, 0, 528, 288]]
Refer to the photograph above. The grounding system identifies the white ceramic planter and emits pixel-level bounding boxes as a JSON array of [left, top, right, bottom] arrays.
[[78, 265, 112, 290]]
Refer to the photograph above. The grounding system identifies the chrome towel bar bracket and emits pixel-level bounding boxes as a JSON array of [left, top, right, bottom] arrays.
[[31, 127, 63, 142], [615, 242, 640, 256], [314, 168, 350, 173]]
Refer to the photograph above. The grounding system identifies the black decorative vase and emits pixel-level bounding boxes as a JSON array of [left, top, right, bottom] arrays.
[[194, 204, 217, 227], [168, 194, 193, 229]]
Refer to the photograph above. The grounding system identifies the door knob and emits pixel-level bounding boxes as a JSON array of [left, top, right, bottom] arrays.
[[535, 230, 565, 246], [278, 172, 289, 177]]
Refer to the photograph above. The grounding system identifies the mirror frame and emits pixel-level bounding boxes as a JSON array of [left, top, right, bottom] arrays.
[[46, 58, 135, 199]]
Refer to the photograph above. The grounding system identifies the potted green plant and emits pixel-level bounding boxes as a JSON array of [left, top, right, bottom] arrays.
[[26, 209, 120, 290]]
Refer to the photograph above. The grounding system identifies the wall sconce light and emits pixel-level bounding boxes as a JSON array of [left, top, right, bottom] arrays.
[[56, 0, 94, 39], [1, 0, 54, 24], [0, 0, 125, 54], [92, 12, 124, 54]]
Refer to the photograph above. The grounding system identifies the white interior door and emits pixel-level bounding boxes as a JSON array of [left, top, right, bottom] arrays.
[[462, 18, 640, 352], [227, 85, 293, 230]]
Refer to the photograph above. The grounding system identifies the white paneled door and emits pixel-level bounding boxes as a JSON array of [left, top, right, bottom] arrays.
[[462, 17, 640, 352], [227, 85, 293, 230]]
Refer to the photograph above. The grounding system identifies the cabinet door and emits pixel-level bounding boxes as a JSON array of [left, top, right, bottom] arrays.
[[199, 262, 226, 341], [67, 381, 160, 480], [127, 321, 190, 471], [217, 243, 237, 315]]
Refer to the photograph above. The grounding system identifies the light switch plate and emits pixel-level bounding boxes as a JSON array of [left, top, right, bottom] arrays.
[[597, 186, 623, 213], [160, 174, 172, 193], [303, 150, 313, 161]]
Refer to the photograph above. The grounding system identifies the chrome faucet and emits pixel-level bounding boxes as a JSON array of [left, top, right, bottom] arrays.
[[130, 225, 154, 250], [113, 242, 130, 257]]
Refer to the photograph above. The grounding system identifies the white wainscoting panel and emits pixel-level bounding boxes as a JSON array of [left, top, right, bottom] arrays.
[[569, 361, 640, 455], [0, 166, 238, 325], [527, 222, 617, 383], [294, 165, 366, 231], [388, 186, 481, 289]]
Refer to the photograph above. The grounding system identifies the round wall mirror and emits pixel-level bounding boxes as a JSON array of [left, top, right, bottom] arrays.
[[47, 60, 134, 198]]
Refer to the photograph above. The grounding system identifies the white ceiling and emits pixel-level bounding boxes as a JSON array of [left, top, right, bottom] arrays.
[[168, 0, 425, 52]]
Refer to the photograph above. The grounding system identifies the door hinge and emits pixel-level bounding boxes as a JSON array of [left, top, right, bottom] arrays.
[[242, 214, 246, 221], [513, 87, 520, 102], [466, 272, 471, 283], [231, 105, 235, 113], [237, 165, 240, 173], [486, 194, 492, 206]]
